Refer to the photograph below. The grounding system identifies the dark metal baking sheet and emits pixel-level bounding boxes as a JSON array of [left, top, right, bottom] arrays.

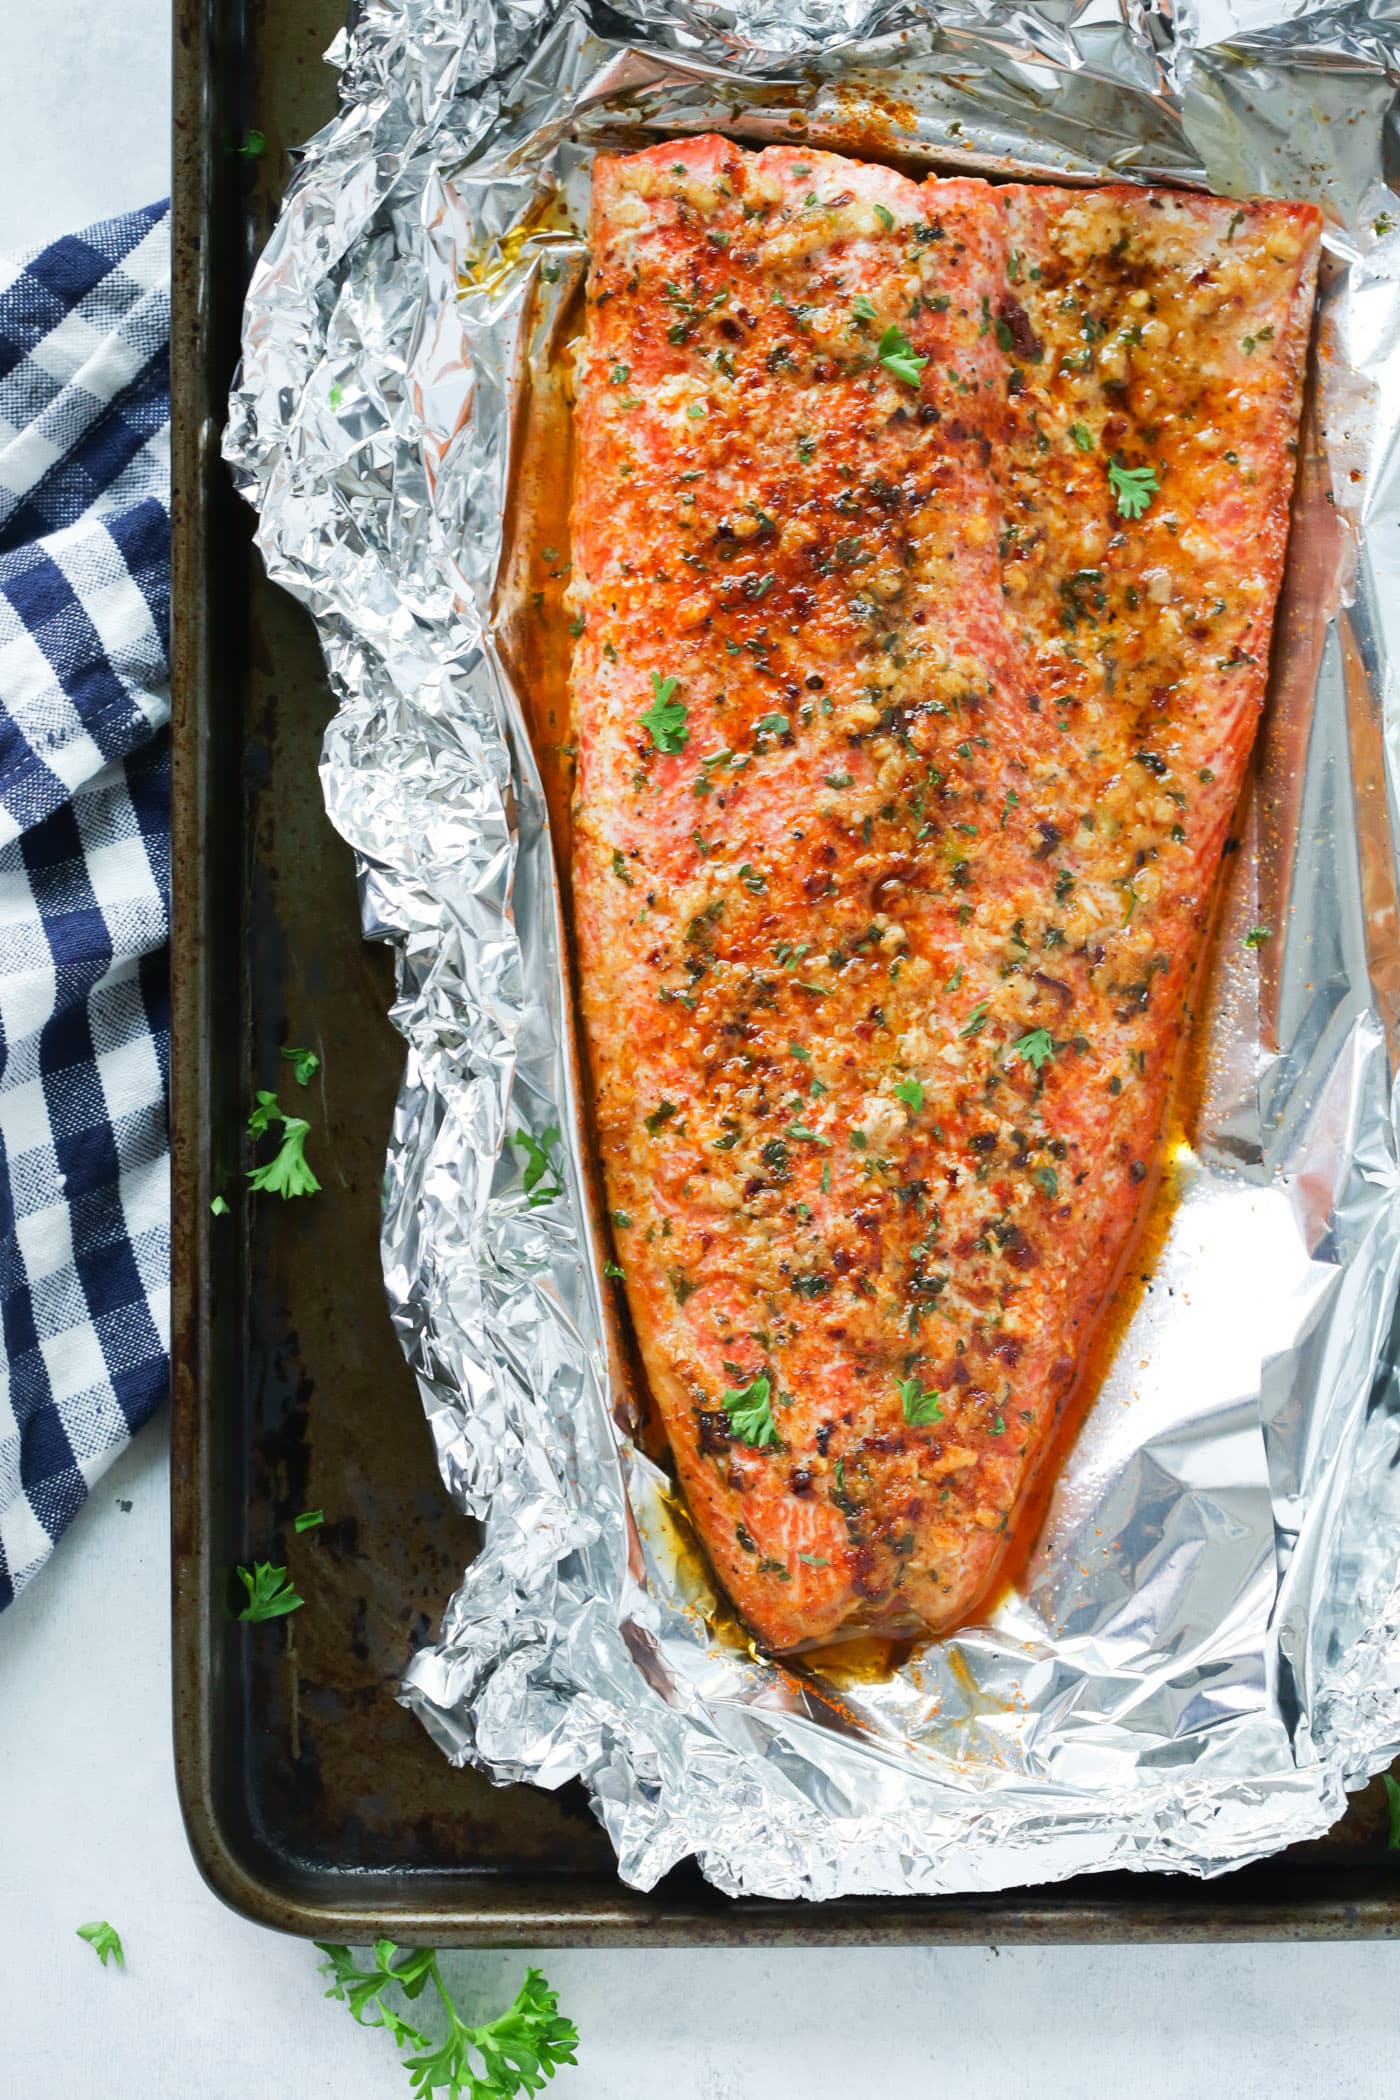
[[168, 0, 1400, 1943]]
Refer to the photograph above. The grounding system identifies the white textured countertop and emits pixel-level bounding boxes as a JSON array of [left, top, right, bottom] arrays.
[[2, 7, 1398, 2096]]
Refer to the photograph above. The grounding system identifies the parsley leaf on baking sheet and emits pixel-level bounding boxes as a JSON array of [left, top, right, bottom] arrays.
[[247, 1113, 321, 1199], [235, 1562, 303, 1622], [281, 1044, 320, 1086]]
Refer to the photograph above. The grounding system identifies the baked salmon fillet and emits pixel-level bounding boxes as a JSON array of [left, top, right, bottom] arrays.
[[567, 136, 1320, 1651]]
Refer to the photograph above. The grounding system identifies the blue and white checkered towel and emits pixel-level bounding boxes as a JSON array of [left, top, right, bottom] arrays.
[[0, 204, 171, 1611]]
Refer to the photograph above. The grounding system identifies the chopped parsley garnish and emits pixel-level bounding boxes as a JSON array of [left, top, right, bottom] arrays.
[[1036, 1164, 1060, 1200], [893, 1078, 924, 1111], [1068, 422, 1093, 453], [874, 204, 895, 232], [722, 1374, 779, 1449], [294, 1509, 324, 1533], [898, 1375, 943, 1427], [76, 1921, 125, 1969], [609, 363, 630, 385], [1107, 457, 1161, 520], [645, 1100, 678, 1135], [877, 324, 928, 388], [280, 1043, 319, 1086], [1012, 1028, 1055, 1071], [235, 1561, 303, 1622], [786, 1124, 831, 1145], [1243, 924, 1272, 948], [246, 1102, 321, 1200], [852, 294, 879, 321], [959, 1001, 990, 1040], [247, 1089, 281, 1139], [640, 672, 688, 753], [210, 1195, 229, 1217]]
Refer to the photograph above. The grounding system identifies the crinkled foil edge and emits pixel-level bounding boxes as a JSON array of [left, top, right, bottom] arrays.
[[225, 0, 1400, 1899]]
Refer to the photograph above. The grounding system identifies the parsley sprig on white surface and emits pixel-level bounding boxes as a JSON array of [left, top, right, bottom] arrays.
[[317, 1941, 578, 2100], [76, 1921, 125, 1968]]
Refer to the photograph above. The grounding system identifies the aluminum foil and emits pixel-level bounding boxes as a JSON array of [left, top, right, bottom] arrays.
[[224, 0, 1400, 1899]]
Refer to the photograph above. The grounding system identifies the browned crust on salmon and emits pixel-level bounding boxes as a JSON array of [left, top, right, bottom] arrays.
[[569, 137, 1320, 1651]]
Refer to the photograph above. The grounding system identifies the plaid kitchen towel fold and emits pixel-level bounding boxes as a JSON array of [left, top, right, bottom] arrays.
[[0, 203, 171, 1611]]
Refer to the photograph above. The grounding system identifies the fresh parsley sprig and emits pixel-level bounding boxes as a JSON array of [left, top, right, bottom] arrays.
[[281, 1044, 320, 1086], [249, 1114, 321, 1198], [722, 1373, 779, 1449], [1011, 1028, 1055, 1072], [639, 672, 688, 754], [1107, 457, 1161, 520], [898, 1375, 943, 1427], [236, 1561, 303, 1622], [317, 1942, 578, 2100], [877, 324, 927, 389], [246, 1091, 322, 1199]]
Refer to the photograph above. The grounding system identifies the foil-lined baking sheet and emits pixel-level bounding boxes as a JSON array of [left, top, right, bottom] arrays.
[[224, 0, 1400, 1899]]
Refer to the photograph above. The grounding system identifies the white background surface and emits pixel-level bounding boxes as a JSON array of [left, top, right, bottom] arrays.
[[1, 6, 1397, 2096]]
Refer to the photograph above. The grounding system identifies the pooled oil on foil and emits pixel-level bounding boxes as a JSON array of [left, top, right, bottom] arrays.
[[224, 0, 1400, 1899]]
